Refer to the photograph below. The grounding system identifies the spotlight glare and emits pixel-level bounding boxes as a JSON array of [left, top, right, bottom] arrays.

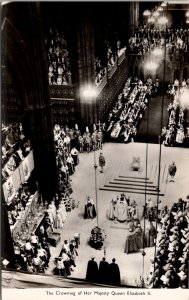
[[152, 48, 163, 57], [180, 89, 189, 109], [145, 61, 158, 71], [80, 84, 97, 99]]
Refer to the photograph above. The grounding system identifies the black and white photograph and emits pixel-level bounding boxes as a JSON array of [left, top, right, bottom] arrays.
[[1, 0, 189, 297]]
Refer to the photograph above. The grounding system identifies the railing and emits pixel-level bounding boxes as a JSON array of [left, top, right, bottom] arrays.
[[49, 84, 75, 100]]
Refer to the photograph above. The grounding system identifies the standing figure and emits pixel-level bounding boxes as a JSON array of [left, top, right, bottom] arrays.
[[168, 161, 177, 182], [124, 228, 138, 254], [98, 257, 109, 284], [71, 147, 79, 166], [99, 152, 106, 173], [86, 257, 99, 282], [145, 222, 157, 247], [109, 258, 121, 286], [96, 130, 103, 150], [84, 196, 96, 219], [134, 224, 145, 249], [108, 198, 117, 220]]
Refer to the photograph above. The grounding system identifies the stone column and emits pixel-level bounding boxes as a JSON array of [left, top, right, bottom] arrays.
[[129, 2, 139, 35], [76, 10, 97, 129]]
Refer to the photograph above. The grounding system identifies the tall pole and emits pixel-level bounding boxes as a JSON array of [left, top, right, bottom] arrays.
[[153, 2, 168, 288], [94, 148, 99, 227]]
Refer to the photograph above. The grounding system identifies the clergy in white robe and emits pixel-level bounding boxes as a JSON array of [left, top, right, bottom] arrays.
[[114, 198, 128, 222]]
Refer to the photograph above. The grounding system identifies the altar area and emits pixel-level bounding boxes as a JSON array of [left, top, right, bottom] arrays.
[[46, 142, 189, 286]]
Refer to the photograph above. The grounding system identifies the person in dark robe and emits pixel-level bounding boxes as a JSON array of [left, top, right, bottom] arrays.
[[134, 224, 145, 249], [86, 257, 99, 282], [99, 152, 105, 173], [124, 228, 138, 254], [98, 257, 109, 284], [168, 161, 177, 182], [84, 196, 96, 219], [146, 222, 157, 247], [108, 258, 121, 286]]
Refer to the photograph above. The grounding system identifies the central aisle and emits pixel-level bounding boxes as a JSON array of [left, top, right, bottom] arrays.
[[46, 142, 189, 286], [136, 93, 170, 144]]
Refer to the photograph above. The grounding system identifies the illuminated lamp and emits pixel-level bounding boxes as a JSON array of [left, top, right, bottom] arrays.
[[157, 16, 168, 25], [143, 10, 151, 17], [80, 84, 97, 100], [153, 11, 160, 18], [148, 17, 155, 23], [180, 89, 189, 109], [161, 2, 167, 7]]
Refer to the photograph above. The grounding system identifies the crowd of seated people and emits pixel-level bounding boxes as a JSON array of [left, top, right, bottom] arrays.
[[95, 57, 106, 86], [106, 76, 158, 142], [128, 27, 188, 57], [95, 46, 126, 86], [54, 237, 79, 277], [48, 28, 72, 86], [2, 122, 31, 183], [142, 198, 168, 224], [147, 197, 189, 288], [161, 79, 189, 147], [13, 218, 52, 274], [7, 184, 37, 228]]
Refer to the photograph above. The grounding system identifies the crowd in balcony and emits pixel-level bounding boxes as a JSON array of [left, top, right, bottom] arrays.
[[2, 123, 31, 182], [7, 185, 37, 227], [95, 45, 126, 86], [161, 79, 189, 147], [48, 28, 72, 86], [128, 27, 188, 57], [147, 196, 189, 288], [106, 76, 159, 142]]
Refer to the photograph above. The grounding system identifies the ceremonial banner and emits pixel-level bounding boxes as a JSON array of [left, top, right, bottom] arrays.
[[19, 162, 25, 184], [12, 167, 21, 194], [21, 150, 34, 182], [28, 150, 34, 173], [3, 176, 15, 203]]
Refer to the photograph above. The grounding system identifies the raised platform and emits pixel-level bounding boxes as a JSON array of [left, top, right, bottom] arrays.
[[99, 163, 166, 196]]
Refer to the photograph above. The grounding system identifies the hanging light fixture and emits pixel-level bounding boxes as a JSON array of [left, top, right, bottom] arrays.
[[158, 7, 163, 12], [186, 18, 189, 24], [148, 16, 155, 23], [186, 10, 189, 18], [161, 2, 167, 7], [157, 16, 168, 25], [143, 10, 151, 17], [153, 11, 160, 18]]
